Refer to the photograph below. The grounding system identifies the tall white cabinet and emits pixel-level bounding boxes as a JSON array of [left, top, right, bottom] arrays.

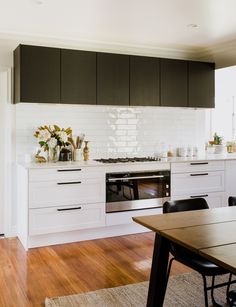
[[225, 160, 236, 203]]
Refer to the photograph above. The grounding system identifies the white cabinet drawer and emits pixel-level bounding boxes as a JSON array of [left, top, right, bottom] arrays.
[[171, 171, 224, 196], [171, 161, 224, 174], [29, 178, 105, 208], [106, 207, 162, 226], [29, 203, 105, 235], [29, 167, 105, 182], [171, 192, 225, 209]]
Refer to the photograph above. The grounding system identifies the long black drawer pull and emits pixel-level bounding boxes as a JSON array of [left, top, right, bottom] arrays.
[[57, 181, 81, 185], [190, 162, 208, 165], [190, 173, 208, 176], [57, 169, 82, 172], [190, 194, 208, 198], [57, 207, 82, 212]]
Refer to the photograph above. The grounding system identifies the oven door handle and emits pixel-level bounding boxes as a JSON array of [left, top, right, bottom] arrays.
[[107, 175, 165, 182]]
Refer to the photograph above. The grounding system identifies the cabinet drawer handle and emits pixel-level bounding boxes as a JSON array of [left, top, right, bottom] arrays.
[[57, 181, 81, 185], [190, 194, 208, 198], [190, 173, 208, 176], [57, 207, 82, 211], [57, 169, 81, 172], [190, 162, 208, 165]]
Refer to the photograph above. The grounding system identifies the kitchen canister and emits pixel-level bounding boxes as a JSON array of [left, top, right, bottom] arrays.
[[193, 146, 199, 156], [187, 146, 193, 157], [74, 148, 82, 161], [178, 147, 187, 157]]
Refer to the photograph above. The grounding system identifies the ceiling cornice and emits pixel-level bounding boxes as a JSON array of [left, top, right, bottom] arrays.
[[1, 31, 236, 68], [196, 38, 236, 67], [0, 31, 202, 60]]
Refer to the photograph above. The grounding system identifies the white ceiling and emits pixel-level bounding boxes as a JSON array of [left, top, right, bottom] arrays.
[[1, 0, 236, 59]]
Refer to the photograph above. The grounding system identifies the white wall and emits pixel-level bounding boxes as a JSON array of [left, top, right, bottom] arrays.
[[205, 66, 236, 142], [16, 103, 206, 162], [0, 68, 15, 236]]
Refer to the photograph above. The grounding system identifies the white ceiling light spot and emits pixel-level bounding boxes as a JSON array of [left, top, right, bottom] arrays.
[[32, 0, 44, 5], [187, 24, 199, 28]]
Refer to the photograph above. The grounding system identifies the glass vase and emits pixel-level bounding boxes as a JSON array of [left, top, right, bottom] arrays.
[[59, 146, 72, 161], [48, 146, 59, 162]]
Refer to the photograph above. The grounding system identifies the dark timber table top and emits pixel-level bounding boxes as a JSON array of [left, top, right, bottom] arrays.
[[133, 206, 236, 273], [133, 206, 236, 232], [200, 243, 236, 274], [133, 206, 236, 306]]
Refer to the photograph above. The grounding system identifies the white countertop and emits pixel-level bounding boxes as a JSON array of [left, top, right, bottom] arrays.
[[18, 153, 236, 169]]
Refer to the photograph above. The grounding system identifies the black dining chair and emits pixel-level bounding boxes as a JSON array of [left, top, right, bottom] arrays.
[[228, 196, 236, 207], [163, 198, 232, 307]]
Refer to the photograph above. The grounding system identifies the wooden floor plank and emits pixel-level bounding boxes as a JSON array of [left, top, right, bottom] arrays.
[[0, 233, 190, 307]]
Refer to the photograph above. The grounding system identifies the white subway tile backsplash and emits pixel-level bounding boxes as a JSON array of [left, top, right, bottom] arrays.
[[15, 104, 206, 161]]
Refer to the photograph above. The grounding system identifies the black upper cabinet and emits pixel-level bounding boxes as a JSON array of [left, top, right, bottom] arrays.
[[188, 61, 215, 108], [160, 59, 188, 107], [13, 44, 215, 108], [61, 49, 96, 105], [14, 45, 60, 103], [97, 53, 129, 105], [130, 56, 160, 106]]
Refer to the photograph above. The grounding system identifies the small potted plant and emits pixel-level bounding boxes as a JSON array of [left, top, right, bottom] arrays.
[[213, 133, 225, 154]]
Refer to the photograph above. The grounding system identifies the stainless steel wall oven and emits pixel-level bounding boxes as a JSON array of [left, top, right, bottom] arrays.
[[106, 170, 170, 213]]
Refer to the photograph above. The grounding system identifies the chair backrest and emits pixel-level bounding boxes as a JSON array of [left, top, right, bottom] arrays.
[[163, 198, 209, 214], [228, 196, 236, 206]]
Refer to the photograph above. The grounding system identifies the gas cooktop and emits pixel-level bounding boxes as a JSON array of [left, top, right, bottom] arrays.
[[95, 157, 161, 164]]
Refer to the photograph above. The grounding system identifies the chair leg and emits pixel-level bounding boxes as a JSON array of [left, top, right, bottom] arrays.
[[227, 273, 233, 303], [166, 257, 174, 280], [210, 275, 222, 307], [201, 274, 209, 307]]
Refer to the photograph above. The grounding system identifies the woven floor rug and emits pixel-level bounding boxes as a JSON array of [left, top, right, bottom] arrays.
[[45, 272, 234, 307]]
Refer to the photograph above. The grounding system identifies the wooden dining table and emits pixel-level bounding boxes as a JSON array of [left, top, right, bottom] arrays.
[[133, 206, 236, 307]]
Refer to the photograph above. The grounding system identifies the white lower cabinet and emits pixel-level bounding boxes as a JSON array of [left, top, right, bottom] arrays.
[[17, 159, 230, 250], [29, 203, 105, 235], [171, 161, 226, 209], [17, 165, 106, 249]]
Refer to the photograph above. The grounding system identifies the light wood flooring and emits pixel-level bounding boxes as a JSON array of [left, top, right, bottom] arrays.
[[0, 232, 190, 307]]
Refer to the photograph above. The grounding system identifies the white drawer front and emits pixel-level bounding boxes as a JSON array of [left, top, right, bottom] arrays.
[[29, 203, 105, 235], [29, 179, 105, 208], [106, 207, 162, 226], [171, 171, 224, 196], [171, 192, 226, 209], [29, 167, 105, 182], [171, 161, 225, 174]]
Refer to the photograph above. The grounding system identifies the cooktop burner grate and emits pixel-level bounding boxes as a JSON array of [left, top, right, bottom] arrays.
[[95, 157, 161, 163]]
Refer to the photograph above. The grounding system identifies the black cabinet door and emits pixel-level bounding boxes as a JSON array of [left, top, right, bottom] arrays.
[[61, 49, 96, 104], [14, 45, 60, 103], [97, 53, 129, 105], [188, 61, 215, 108], [160, 59, 188, 107], [130, 56, 160, 106]]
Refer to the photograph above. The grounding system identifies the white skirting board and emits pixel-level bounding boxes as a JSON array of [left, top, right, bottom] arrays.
[[26, 223, 150, 250]]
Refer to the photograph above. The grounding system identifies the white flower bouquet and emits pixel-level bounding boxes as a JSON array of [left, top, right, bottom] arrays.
[[34, 125, 72, 151]]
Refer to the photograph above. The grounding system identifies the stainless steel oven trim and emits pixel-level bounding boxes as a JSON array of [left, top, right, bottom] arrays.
[[107, 175, 165, 182], [106, 197, 171, 213]]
